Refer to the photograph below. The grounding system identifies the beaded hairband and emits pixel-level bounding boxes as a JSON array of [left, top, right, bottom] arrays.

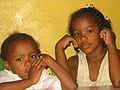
[[85, 4, 110, 22]]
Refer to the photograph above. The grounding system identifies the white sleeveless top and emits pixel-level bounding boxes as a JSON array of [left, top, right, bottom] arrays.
[[76, 51, 112, 87]]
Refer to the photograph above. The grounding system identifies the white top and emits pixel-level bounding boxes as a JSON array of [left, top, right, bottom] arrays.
[[76, 51, 112, 87], [0, 69, 61, 90]]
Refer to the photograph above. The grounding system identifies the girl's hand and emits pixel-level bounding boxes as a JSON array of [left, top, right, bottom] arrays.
[[40, 54, 54, 64], [28, 55, 46, 84], [100, 29, 116, 47], [56, 34, 78, 50]]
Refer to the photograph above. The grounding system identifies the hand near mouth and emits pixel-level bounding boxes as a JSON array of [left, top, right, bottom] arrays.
[[28, 55, 46, 84]]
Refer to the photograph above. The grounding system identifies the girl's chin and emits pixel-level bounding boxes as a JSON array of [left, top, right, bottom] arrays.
[[20, 74, 28, 79], [22, 76, 28, 79], [81, 49, 92, 54]]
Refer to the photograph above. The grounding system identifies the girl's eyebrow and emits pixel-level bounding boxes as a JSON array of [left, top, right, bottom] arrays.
[[12, 51, 37, 58], [12, 55, 24, 58], [84, 25, 95, 29], [73, 29, 79, 31], [73, 26, 95, 30], [29, 51, 37, 54], [73, 26, 93, 31], [72, 27, 81, 31]]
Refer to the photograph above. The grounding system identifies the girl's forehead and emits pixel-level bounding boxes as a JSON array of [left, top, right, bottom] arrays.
[[72, 16, 97, 28], [11, 39, 34, 45], [74, 15, 95, 22], [7, 40, 37, 57], [8, 39, 36, 51]]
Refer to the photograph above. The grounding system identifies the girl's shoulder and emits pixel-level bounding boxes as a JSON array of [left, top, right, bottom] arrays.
[[67, 55, 78, 64], [67, 55, 78, 81], [67, 55, 78, 70]]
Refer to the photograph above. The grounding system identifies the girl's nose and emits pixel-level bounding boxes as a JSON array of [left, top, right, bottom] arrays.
[[25, 59, 32, 66], [25, 61, 31, 71], [26, 61, 31, 66], [81, 34, 88, 40]]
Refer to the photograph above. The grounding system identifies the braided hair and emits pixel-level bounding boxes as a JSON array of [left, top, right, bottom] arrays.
[[68, 6, 112, 48]]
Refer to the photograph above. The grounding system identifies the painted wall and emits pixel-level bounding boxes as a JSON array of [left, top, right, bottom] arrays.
[[0, 0, 120, 58]]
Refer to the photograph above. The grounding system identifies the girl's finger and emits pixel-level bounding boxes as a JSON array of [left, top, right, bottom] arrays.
[[31, 56, 42, 67], [31, 59, 38, 67], [37, 60, 46, 69], [71, 38, 78, 48], [100, 30, 106, 39]]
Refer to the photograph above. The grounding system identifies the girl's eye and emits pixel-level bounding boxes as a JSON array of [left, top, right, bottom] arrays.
[[87, 30, 93, 33], [16, 58, 23, 61], [73, 33, 80, 36], [29, 55, 37, 59]]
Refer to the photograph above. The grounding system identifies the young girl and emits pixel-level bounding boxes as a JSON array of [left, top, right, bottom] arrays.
[[0, 33, 77, 90], [55, 5, 120, 87]]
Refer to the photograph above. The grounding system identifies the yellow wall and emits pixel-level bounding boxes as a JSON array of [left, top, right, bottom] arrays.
[[0, 0, 120, 58]]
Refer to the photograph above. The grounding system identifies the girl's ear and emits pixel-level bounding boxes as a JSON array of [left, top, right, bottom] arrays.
[[3, 60, 11, 70]]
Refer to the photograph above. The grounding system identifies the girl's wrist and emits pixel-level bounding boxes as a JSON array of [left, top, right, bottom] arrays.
[[22, 79, 35, 86], [107, 43, 117, 50], [55, 44, 65, 51]]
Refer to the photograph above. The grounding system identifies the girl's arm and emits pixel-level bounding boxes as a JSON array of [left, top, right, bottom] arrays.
[[100, 29, 120, 87], [108, 46, 120, 87], [42, 54, 77, 90], [0, 79, 34, 90], [55, 35, 78, 72]]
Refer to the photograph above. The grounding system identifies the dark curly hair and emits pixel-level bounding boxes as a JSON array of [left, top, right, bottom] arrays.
[[68, 6, 112, 48], [0, 32, 40, 60]]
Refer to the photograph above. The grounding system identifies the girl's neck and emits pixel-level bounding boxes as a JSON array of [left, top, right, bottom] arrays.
[[86, 46, 107, 62]]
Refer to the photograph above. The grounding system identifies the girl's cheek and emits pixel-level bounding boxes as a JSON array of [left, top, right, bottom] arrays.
[[74, 37, 79, 41]]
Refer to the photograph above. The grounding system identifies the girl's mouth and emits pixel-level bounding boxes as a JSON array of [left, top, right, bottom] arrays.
[[81, 42, 90, 49]]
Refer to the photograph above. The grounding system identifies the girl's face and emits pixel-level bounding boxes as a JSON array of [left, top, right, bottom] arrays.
[[4, 39, 38, 79], [72, 15, 103, 54]]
